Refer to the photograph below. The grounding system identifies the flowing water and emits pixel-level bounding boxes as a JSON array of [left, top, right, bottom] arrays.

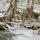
[[1, 29, 40, 40], [0, 22, 40, 40]]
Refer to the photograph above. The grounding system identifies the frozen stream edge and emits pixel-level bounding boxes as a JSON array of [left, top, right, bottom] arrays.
[[9, 28, 40, 40]]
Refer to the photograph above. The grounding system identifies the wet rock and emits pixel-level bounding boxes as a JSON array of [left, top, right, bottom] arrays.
[[0, 25, 5, 30], [38, 28, 40, 35]]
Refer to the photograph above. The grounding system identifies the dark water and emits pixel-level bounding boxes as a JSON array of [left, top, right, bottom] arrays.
[[0, 31, 12, 40]]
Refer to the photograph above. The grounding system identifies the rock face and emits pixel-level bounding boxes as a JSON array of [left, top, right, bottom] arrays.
[[0, 0, 10, 17], [33, 0, 40, 13], [17, 0, 28, 12]]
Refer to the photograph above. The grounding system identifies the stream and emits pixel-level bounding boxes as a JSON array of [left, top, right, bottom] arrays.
[[0, 28, 40, 40]]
